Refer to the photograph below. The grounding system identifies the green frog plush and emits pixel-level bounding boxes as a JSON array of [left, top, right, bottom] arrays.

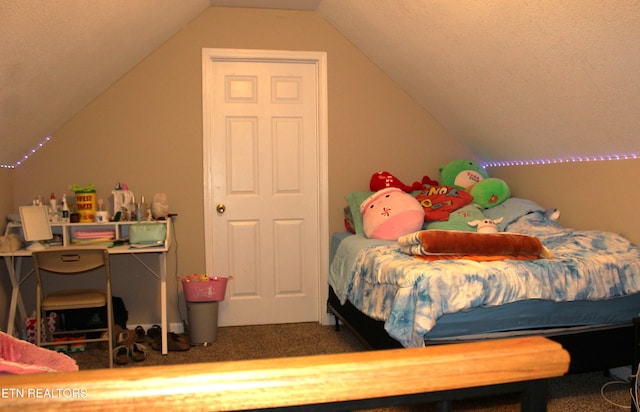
[[438, 159, 488, 190], [439, 159, 510, 209]]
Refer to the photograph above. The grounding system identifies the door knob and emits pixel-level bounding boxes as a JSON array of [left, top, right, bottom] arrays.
[[216, 204, 226, 213]]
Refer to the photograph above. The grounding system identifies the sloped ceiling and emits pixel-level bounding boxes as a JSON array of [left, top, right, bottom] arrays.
[[1, 1, 638, 167], [317, 1, 640, 163], [0, 0, 212, 167]]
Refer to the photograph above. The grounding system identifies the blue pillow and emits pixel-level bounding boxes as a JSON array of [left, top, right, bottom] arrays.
[[484, 197, 546, 231]]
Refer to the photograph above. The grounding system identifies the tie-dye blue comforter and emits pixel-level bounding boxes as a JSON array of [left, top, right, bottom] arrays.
[[329, 210, 640, 347]]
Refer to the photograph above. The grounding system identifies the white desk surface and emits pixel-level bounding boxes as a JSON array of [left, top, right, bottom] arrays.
[[0, 244, 168, 256]]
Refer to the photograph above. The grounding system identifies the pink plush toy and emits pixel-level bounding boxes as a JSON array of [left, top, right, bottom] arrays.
[[361, 187, 424, 240]]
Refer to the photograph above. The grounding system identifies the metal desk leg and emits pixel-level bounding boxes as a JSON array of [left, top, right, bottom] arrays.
[[160, 252, 168, 355], [128, 251, 169, 355], [4, 256, 28, 336]]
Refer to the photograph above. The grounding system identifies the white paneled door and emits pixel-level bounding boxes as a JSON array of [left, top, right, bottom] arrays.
[[202, 49, 328, 326]]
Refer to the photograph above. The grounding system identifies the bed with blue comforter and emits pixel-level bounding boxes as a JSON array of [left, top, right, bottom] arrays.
[[328, 202, 640, 371]]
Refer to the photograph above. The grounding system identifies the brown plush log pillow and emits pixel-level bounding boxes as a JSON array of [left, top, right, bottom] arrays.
[[398, 230, 552, 261]]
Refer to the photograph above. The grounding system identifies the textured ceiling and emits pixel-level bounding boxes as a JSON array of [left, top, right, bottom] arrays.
[[2, 1, 639, 167], [317, 0, 640, 163], [0, 0, 212, 167]]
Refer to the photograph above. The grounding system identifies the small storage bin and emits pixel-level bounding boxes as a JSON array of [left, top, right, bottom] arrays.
[[180, 276, 230, 302]]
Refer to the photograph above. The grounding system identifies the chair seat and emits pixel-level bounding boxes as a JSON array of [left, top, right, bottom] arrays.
[[42, 289, 107, 310]]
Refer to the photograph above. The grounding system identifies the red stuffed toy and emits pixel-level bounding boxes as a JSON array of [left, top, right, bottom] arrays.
[[370, 171, 438, 193]]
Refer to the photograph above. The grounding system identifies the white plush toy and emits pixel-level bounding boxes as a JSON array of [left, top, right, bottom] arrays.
[[468, 217, 504, 234], [151, 193, 170, 219], [0, 234, 21, 252]]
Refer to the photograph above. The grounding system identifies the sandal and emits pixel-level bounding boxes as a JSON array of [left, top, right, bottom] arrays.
[[130, 342, 148, 362], [134, 326, 146, 343], [113, 345, 129, 365], [147, 325, 162, 351], [145, 325, 191, 351], [147, 324, 161, 340], [116, 328, 136, 347]]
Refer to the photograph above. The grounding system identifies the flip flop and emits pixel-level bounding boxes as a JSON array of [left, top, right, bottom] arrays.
[[113, 345, 129, 365], [130, 342, 148, 362]]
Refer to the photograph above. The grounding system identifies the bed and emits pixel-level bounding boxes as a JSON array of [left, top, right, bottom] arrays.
[[328, 197, 640, 373]]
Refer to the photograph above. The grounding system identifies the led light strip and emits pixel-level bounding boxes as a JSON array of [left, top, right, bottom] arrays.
[[483, 153, 639, 168], [1, 135, 637, 170], [0, 136, 53, 169]]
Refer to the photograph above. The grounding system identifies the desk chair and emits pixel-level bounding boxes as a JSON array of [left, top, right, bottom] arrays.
[[32, 248, 114, 368]]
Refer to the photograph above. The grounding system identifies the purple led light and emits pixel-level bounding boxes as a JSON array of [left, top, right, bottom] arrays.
[[3, 136, 53, 168], [482, 152, 638, 168]]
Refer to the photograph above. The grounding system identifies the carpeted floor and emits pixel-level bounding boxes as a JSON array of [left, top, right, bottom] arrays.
[[68, 323, 634, 411]]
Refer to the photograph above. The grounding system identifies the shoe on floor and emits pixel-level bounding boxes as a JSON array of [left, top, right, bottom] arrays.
[[147, 325, 162, 351], [168, 332, 190, 351], [113, 345, 129, 365], [134, 325, 146, 343], [116, 328, 136, 347], [130, 342, 148, 362]]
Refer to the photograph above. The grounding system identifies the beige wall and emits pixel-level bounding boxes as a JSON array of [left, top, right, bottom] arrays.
[[0, 170, 13, 217], [489, 159, 640, 246], [0, 169, 13, 328], [2, 7, 472, 329]]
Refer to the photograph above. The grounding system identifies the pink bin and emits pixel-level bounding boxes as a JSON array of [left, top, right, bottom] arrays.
[[181, 277, 230, 302]]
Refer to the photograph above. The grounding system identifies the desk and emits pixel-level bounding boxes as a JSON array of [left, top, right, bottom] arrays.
[[1, 219, 172, 355]]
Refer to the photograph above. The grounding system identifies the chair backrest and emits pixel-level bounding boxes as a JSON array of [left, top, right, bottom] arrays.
[[32, 248, 110, 276]]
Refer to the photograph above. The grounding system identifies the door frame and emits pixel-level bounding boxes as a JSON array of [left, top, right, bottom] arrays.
[[202, 48, 330, 325]]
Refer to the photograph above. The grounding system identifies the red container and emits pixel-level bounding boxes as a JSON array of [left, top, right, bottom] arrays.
[[181, 276, 230, 302]]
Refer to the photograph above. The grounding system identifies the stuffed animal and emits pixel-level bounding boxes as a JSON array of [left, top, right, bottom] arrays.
[[545, 208, 561, 221], [151, 193, 170, 219], [468, 217, 504, 233], [0, 234, 21, 252], [361, 187, 424, 240], [438, 160, 488, 190], [469, 177, 511, 209], [370, 171, 438, 193], [415, 185, 474, 221]]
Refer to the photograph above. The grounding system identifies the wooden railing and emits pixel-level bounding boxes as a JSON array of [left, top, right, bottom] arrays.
[[0, 336, 569, 411]]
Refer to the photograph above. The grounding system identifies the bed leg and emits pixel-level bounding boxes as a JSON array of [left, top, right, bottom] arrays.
[[520, 379, 548, 412], [437, 400, 451, 412], [633, 317, 640, 412], [333, 315, 341, 332]]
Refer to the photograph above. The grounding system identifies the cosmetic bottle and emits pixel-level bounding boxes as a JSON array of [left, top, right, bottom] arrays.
[[61, 194, 70, 223], [49, 193, 58, 221]]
